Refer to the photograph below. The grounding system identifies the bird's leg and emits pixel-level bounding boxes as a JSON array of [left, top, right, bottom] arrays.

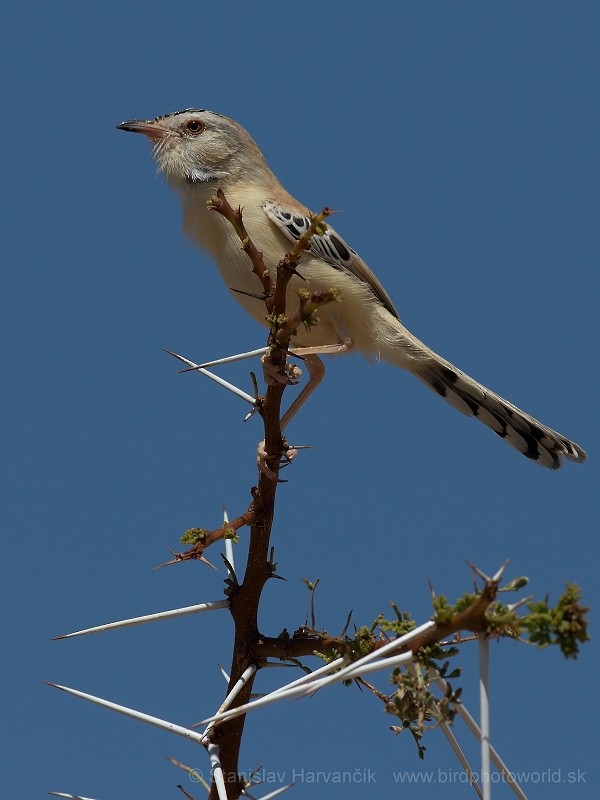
[[279, 354, 325, 432], [257, 341, 353, 478], [281, 340, 353, 430], [289, 341, 353, 358], [176, 340, 352, 477], [257, 354, 324, 479]]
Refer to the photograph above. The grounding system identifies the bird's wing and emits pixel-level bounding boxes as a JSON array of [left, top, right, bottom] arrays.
[[263, 200, 399, 319]]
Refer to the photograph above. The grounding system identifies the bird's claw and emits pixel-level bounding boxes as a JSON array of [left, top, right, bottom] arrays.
[[261, 354, 302, 387], [257, 439, 299, 479]]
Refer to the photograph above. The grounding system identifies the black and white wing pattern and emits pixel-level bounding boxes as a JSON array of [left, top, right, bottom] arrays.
[[263, 199, 399, 318]]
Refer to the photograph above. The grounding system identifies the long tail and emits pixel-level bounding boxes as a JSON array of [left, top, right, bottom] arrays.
[[377, 315, 586, 469]]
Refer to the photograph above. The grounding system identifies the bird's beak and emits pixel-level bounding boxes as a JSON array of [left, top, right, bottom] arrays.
[[116, 119, 173, 140]]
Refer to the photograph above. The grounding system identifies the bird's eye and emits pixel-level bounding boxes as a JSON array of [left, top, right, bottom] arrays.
[[185, 119, 204, 135]]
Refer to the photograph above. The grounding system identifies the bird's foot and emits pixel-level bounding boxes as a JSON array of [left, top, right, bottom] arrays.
[[256, 439, 300, 480], [261, 354, 302, 387]]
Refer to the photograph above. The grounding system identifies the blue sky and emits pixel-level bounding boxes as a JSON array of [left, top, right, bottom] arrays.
[[2, 2, 598, 798]]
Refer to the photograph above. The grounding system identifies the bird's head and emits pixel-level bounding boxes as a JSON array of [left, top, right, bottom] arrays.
[[117, 108, 271, 188]]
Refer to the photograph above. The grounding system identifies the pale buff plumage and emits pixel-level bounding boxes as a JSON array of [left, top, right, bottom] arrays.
[[117, 109, 586, 469]]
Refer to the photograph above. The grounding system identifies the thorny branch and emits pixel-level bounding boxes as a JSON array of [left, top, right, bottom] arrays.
[[199, 190, 334, 799], [207, 187, 273, 297]]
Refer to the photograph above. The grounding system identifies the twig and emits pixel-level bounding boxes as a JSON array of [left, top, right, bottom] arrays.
[[271, 208, 332, 318], [160, 509, 256, 566], [208, 188, 272, 296]]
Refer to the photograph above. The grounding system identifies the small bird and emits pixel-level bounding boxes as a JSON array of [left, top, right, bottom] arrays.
[[117, 109, 586, 469]]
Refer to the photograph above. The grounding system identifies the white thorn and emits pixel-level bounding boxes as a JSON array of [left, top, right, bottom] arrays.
[[197, 665, 257, 739], [208, 743, 228, 800], [268, 657, 347, 695], [53, 600, 229, 639], [201, 657, 347, 726], [433, 676, 527, 800], [254, 783, 295, 800], [439, 720, 483, 799], [47, 682, 207, 745], [48, 794, 99, 800], [308, 650, 413, 687], [492, 559, 510, 582], [218, 664, 230, 684], [203, 647, 416, 729], [166, 350, 256, 405], [294, 620, 435, 696], [202, 621, 435, 728], [479, 635, 491, 800], [194, 366, 257, 405], [195, 347, 268, 368], [223, 507, 235, 575]]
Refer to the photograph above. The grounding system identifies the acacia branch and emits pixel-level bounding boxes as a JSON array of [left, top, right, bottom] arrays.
[[208, 187, 272, 296], [160, 510, 257, 566], [270, 206, 332, 317], [248, 578, 499, 662], [200, 193, 333, 799]]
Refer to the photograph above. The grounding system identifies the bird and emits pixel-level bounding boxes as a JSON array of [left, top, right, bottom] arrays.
[[117, 108, 586, 469]]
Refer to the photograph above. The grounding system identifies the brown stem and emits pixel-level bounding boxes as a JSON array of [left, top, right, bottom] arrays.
[[158, 510, 257, 567], [270, 207, 332, 317], [208, 187, 272, 296], [203, 196, 332, 799]]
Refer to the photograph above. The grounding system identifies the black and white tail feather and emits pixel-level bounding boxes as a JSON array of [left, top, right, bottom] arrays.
[[265, 200, 586, 470], [410, 352, 584, 469]]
